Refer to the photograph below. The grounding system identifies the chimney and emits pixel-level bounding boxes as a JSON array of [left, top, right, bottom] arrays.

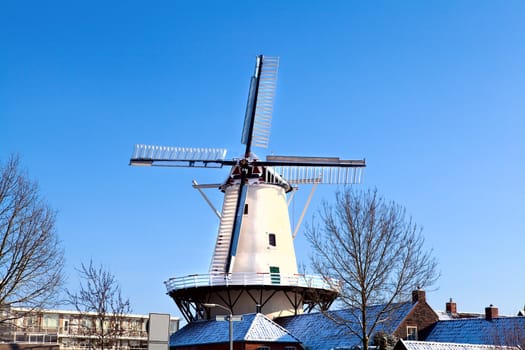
[[485, 304, 498, 321], [412, 289, 426, 303], [446, 298, 457, 314]]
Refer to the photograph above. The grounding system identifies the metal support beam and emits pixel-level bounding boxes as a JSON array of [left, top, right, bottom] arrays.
[[192, 180, 221, 219], [292, 181, 319, 239]]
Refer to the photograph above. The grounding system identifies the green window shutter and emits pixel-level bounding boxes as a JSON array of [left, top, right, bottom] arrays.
[[269, 266, 280, 284]]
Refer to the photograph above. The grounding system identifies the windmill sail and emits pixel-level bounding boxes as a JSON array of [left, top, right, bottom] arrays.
[[263, 155, 366, 185], [225, 55, 280, 273], [225, 182, 248, 273], [241, 55, 279, 152], [209, 187, 239, 273], [130, 144, 229, 168]]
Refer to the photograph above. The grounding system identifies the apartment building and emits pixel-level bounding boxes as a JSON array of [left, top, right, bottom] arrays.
[[0, 307, 179, 350]]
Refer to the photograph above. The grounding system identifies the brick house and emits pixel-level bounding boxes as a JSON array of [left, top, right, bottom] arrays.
[[169, 290, 440, 349], [394, 290, 440, 340], [169, 290, 525, 349], [274, 289, 439, 349]]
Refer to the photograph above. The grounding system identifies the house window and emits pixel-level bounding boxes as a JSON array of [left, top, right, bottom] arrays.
[[284, 347, 296, 350], [81, 318, 93, 329], [257, 347, 270, 350], [26, 315, 38, 328], [43, 314, 59, 330], [169, 320, 178, 333], [407, 326, 418, 340], [268, 233, 276, 247], [130, 320, 141, 331]]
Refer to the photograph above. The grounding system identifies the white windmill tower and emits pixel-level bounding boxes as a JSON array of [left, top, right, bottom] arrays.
[[130, 55, 366, 322]]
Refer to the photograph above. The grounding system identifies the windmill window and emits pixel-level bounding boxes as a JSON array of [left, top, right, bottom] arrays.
[[269, 266, 280, 284], [268, 233, 276, 247], [244, 204, 249, 214], [407, 326, 418, 340]]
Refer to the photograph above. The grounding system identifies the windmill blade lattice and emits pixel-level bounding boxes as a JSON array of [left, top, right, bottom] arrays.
[[241, 56, 279, 151], [130, 144, 229, 168], [262, 155, 366, 185]]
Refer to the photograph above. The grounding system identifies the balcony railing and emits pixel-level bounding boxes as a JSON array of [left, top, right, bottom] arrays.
[[9, 328, 148, 339], [164, 272, 340, 293]]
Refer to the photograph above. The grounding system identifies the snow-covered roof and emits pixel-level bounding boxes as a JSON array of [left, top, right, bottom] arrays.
[[399, 340, 520, 350], [435, 311, 484, 321], [426, 317, 525, 345], [275, 301, 416, 350], [169, 313, 301, 347]]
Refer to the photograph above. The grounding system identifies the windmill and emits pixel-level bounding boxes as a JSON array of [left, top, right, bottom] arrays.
[[130, 55, 366, 322]]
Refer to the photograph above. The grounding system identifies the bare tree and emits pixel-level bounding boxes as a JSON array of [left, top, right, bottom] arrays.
[[67, 260, 132, 350], [306, 188, 438, 350], [0, 155, 65, 323]]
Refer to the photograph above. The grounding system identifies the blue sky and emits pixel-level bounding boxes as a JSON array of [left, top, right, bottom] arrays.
[[2, 1, 524, 319]]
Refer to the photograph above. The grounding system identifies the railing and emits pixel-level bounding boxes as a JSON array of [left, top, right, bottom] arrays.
[[11, 332, 58, 343], [10, 328, 148, 339], [164, 272, 340, 293], [60, 329, 148, 338], [58, 345, 147, 350]]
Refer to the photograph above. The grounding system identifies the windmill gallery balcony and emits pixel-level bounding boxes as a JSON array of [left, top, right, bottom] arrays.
[[164, 272, 340, 322], [165, 272, 339, 292]]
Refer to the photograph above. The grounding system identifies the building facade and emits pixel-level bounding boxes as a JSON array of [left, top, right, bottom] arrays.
[[0, 307, 179, 350]]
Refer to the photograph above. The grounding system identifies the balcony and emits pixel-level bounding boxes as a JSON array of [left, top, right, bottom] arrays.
[[164, 272, 340, 293]]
